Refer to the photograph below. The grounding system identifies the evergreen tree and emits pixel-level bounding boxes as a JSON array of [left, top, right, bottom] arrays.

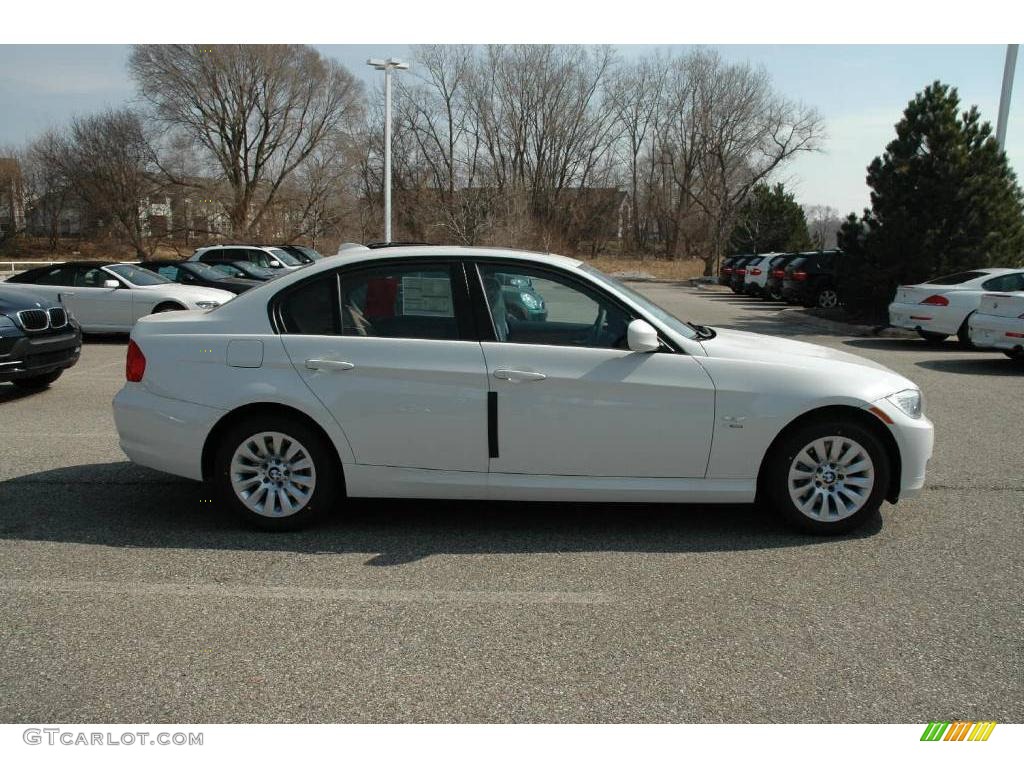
[[728, 183, 812, 254], [839, 81, 1024, 320]]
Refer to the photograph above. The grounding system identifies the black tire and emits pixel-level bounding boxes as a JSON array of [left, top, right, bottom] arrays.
[[212, 413, 340, 531], [11, 369, 63, 390], [152, 302, 186, 314], [917, 330, 948, 344], [765, 418, 890, 535], [957, 312, 977, 349], [768, 289, 783, 301]]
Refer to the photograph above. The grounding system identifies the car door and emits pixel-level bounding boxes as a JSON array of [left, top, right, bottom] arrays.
[[473, 261, 716, 478], [66, 266, 133, 331], [277, 261, 490, 472]]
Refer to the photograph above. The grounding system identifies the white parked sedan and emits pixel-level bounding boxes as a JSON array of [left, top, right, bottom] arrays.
[[4, 261, 235, 333], [113, 246, 933, 534], [968, 291, 1024, 360], [888, 268, 1024, 346]]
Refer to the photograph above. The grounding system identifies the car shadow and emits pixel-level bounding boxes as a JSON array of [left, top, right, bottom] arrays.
[[842, 337, 946, 352], [915, 357, 1023, 376], [0, 462, 882, 564], [0, 383, 44, 405]]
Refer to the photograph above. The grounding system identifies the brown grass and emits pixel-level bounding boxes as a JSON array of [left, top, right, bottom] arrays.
[[578, 254, 708, 281]]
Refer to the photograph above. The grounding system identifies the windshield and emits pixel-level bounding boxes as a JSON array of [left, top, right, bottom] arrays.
[[268, 248, 302, 266], [107, 264, 172, 286], [580, 264, 698, 340], [184, 262, 225, 278]]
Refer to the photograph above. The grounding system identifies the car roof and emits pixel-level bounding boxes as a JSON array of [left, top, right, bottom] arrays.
[[308, 245, 584, 272]]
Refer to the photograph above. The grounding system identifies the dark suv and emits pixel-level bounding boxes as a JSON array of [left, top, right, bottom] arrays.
[[729, 255, 759, 293], [763, 253, 802, 301], [0, 285, 81, 389], [719, 255, 743, 286], [781, 250, 843, 308]]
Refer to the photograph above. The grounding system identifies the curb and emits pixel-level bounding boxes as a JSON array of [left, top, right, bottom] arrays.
[[778, 308, 916, 338]]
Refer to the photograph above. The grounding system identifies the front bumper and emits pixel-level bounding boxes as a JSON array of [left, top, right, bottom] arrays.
[[868, 398, 934, 500], [113, 384, 225, 481], [0, 327, 81, 382], [968, 313, 1024, 352]]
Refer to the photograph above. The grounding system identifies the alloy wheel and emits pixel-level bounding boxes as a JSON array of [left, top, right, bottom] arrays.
[[787, 436, 875, 522], [229, 431, 317, 518], [817, 289, 839, 309]]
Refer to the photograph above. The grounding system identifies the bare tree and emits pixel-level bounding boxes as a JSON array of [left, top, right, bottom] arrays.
[[38, 109, 159, 257], [804, 204, 843, 249], [129, 44, 363, 239]]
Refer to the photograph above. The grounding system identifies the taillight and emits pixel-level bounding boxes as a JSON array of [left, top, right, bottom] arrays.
[[723, 268, 733, 275], [793, 270, 807, 281], [737, 269, 747, 276], [749, 268, 762, 276], [920, 295, 949, 306], [771, 269, 785, 278], [126, 340, 146, 382]]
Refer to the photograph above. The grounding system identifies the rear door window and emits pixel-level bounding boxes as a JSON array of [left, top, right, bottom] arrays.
[[981, 272, 1024, 292], [341, 264, 463, 341]]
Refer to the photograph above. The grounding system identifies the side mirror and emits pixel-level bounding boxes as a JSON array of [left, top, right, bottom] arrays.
[[627, 319, 660, 353], [269, 260, 282, 268], [103, 279, 121, 289]]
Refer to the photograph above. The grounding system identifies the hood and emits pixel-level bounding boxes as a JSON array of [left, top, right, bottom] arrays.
[[137, 282, 236, 303], [0, 285, 52, 313], [700, 327, 907, 379]]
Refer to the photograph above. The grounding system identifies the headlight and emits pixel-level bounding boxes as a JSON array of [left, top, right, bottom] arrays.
[[886, 388, 923, 419], [0, 314, 16, 329], [520, 292, 541, 310], [195, 301, 220, 310]]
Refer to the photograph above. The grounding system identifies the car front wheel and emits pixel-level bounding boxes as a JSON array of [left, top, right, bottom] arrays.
[[766, 420, 890, 534], [213, 415, 339, 530]]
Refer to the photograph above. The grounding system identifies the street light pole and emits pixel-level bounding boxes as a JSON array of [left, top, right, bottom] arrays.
[[996, 44, 1018, 151], [367, 57, 409, 243]]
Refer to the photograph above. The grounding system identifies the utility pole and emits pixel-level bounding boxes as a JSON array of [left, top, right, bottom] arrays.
[[996, 44, 1019, 151], [367, 57, 409, 243]]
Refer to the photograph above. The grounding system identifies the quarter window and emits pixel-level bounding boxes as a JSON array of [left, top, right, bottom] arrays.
[[477, 263, 631, 349], [278, 274, 339, 336]]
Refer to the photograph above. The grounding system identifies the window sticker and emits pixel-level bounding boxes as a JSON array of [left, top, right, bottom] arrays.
[[401, 275, 453, 317]]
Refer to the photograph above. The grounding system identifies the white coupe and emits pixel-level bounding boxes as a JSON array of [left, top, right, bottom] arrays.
[[113, 246, 933, 533], [4, 261, 235, 333], [968, 291, 1024, 360], [888, 268, 1024, 346]]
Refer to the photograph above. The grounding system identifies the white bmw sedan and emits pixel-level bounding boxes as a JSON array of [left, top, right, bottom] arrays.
[[888, 268, 1024, 346], [968, 291, 1024, 360], [113, 246, 933, 533], [4, 261, 235, 333]]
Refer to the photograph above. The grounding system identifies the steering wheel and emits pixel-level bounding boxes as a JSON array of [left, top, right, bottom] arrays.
[[587, 306, 607, 346]]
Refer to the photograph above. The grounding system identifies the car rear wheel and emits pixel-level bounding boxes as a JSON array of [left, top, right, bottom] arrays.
[[916, 330, 948, 343], [766, 420, 889, 534], [213, 415, 339, 531], [815, 288, 839, 309], [11, 369, 63, 390], [767, 288, 783, 301]]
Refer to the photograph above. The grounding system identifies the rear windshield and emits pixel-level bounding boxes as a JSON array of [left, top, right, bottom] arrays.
[[926, 271, 988, 285], [787, 258, 807, 271]]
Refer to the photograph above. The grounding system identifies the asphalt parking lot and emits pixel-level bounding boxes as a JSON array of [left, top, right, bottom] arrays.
[[0, 283, 1021, 723]]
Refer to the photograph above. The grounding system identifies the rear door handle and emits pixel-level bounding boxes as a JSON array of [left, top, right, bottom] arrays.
[[493, 368, 546, 383], [305, 359, 355, 372]]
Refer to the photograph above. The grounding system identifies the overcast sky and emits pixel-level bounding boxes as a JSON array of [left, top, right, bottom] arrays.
[[0, 44, 1019, 216]]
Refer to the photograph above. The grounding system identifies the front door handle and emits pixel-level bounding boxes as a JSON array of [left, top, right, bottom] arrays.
[[306, 359, 355, 372], [493, 368, 546, 383]]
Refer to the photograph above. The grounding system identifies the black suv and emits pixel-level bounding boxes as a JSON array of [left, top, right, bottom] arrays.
[[0, 285, 81, 389], [763, 253, 802, 301], [781, 250, 843, 308]]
